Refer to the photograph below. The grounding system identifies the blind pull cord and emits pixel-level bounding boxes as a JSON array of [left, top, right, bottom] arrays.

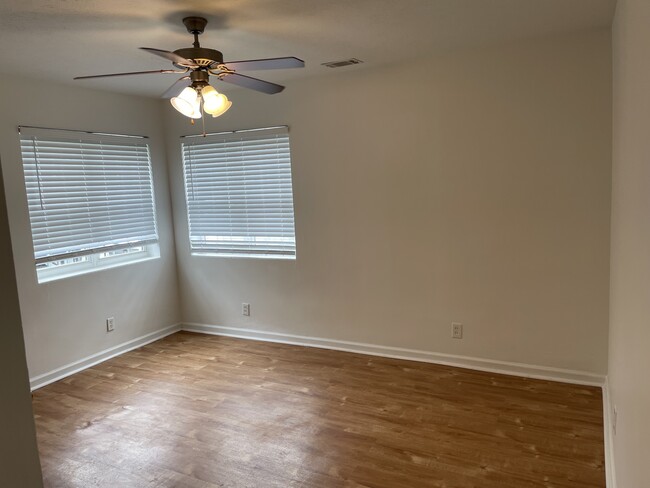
[[31, 137, 45, 211]]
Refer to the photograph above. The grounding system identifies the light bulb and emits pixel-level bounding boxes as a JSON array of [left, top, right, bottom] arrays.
[[171, 87, 199, 118]]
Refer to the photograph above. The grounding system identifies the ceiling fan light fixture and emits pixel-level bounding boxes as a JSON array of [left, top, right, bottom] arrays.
[[211, 100, 232, 118], [171, 86, 199, 117], [200, 85, 219, 107], [202, 86, 232, 117]]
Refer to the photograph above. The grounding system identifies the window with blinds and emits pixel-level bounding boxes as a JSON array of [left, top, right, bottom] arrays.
[[181, 126, 296, 258], [19, 127, 159, 281]]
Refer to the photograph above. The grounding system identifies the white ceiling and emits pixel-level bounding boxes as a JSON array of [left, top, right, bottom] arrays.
[[0, 0, 616, 98]]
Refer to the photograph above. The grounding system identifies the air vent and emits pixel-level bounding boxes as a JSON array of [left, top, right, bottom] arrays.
[[321, 58, 364, 68]]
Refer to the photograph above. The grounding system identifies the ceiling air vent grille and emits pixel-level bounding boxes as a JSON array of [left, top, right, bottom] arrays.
[[321, 58, 364, 68]]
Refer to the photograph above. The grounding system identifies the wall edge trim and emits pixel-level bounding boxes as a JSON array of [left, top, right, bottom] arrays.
[[602, 377, 617, 487]]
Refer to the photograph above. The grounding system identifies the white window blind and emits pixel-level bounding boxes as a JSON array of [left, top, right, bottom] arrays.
[[181, 126, 296, 257], [19, 128, 158, 265]]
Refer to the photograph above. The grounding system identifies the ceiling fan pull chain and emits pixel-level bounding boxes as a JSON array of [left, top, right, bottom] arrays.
[[201, 98, 207, 137]]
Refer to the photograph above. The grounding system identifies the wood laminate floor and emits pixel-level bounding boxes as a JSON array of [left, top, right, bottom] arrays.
[[32, 331, 605, 487]]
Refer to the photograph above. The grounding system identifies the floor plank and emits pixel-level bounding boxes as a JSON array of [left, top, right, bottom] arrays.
[[32, 331, 605, 487]]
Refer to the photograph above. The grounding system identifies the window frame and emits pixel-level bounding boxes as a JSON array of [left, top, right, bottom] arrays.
[[18, 126, 160, 283], [180, 126, 297, 260]]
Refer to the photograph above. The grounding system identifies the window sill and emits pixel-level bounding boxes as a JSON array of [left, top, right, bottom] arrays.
[[190, 251, 296, 260], [37, 245, 160, 283]]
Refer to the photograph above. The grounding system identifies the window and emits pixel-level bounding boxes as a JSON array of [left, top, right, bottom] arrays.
[[181, 126, 296, 259], [19, 127, 159, 282]]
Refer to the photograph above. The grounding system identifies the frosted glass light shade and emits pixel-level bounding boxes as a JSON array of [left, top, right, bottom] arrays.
[[201, 85, 219, 108], [171, 87, 199, 118], [202, 85, 232, 117], [210, 98, 232, 118], [189, 97, 202, 119]]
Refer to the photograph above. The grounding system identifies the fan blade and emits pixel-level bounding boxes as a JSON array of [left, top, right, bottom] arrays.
[[140, 47, 198, 68], [218, 73, 285, 94], [162, 76, 191, 99], [221, 57, 305, 71], [74, 69, 185, 80]]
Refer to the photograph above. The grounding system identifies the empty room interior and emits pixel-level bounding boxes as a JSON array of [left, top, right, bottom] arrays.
[[1, 0, 649, 486]]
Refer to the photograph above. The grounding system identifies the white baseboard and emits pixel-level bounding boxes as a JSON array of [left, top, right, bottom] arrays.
[[602, 377, 617, 488], [30, 321, 606, 390], [29, 323, 181, 390], [181, 323, 606, 387]]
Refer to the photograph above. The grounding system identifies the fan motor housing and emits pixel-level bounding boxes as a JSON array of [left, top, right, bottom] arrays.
[[174, 47, 223, 67], [189, 70, 210, 87]]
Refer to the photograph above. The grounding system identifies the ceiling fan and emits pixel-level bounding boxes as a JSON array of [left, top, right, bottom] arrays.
[[74, 16, 305, 119]]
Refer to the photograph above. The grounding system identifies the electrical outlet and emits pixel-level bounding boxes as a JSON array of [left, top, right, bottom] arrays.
[[451, 322, 463, 339], [613, 405, 618, 436], [242, 303, 250, 316], [106, 317, 115, 332]]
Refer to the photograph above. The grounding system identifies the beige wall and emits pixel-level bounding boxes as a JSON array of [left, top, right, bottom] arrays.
[[610, 0, 650, 484], [0, 22, 617, 486], [0, 74, 181, 379], [0, 163, 42, 486], [165, 30, 612, 374]]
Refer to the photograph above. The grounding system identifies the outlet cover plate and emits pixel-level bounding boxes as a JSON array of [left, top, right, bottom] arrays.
[[452, 322, 463, 339]]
